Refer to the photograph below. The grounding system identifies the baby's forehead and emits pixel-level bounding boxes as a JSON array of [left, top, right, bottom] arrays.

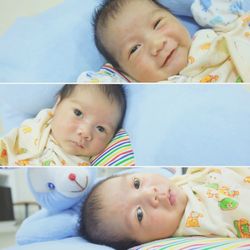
[[97, 174, 127, 198], [68, 85, 110, 101]]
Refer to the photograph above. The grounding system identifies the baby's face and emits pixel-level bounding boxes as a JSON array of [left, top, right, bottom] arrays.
[[102, 0, 191, 82], [51, 85, 121, 157], [99, 173, 187, 243]]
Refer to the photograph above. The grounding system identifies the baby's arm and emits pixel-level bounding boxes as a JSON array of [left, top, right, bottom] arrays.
[[191, 0, 245, 28]]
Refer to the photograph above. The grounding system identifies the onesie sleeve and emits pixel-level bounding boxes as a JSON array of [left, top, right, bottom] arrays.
[[77, 63, 130, 82]]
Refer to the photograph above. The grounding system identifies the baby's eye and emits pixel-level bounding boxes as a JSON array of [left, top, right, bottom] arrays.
[[137, 207, 143, 223], [130, 44, 140, 55], [97, 126, 105, 133], [133, 177, 140, 189], [74, 109, 83, 117], [154, 19, 161, 29]]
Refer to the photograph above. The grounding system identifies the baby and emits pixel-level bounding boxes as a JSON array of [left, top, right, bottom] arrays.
[[0, 84, 126, 166], [87, 0, 250, 83], [79, 168, 250, 249]]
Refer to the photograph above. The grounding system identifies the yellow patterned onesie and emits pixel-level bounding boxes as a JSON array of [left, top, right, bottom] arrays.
[[167, 14, 250, 83], [173, 168, 250, 238], [0, 109, 89, 166]]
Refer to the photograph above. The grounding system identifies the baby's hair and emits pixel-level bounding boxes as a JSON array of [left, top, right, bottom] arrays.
[[78, 175, 139, 250], [93, 0, 170, 71], [57, 84, 127, 131]]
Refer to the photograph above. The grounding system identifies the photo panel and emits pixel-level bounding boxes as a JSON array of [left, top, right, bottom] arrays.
[[0, 1, 249, 83], [1, 167, 250, 250], [1, 84, 250, 166]]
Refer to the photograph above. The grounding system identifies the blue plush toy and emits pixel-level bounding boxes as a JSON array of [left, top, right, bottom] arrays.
[[16, 168, 96, 245]]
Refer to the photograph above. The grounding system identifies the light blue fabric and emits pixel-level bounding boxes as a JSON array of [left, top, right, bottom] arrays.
[[0, 0, 104, 82], [0, 0, 199, 82], [243, 0, 250, 11], [124, 84, 250, 166], [159, 0, 194, 16], [191, 0, 248, 28], [5, 237, 113, 250], [16, 209, 80, 245]]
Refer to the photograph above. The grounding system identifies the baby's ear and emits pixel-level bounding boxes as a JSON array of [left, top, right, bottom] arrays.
[[52, 96, 61, 111]]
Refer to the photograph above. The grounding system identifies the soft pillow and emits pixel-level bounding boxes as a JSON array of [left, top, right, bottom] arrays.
[[159, 0, 194, 16], [6, 237, 113, 250], [124, 84, 250, 165], [0, 0, 104, 82], [0, 0, 199, 82]]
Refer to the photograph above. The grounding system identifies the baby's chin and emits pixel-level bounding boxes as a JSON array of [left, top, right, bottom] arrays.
[[134, 61, 188, 82], [59, 143, 89, 158], [165, 52, 189, 79]]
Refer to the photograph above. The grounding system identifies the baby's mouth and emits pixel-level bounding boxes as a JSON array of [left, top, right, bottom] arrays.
[[168, 188, 176, 206], [71, 141, 85, 149], [162, 48, 176, 67]]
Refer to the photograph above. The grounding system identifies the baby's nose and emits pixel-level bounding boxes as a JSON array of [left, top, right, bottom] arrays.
[[150, 38, 166, 56], [144, 187, 160, 208], [77, 125, 92, 140]]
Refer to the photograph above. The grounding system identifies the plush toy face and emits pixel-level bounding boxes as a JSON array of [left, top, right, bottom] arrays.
[[28, 168, 95, 211], [54, 169, 90, 198], [29, 168, 91, 197]]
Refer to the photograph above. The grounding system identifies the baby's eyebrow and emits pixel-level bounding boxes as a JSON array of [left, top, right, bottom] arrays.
[[69, 99, 86, 108]]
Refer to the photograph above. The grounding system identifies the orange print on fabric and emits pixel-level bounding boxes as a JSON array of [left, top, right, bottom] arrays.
[[200, 75, 219, 83], [186, 211, 203, 227]]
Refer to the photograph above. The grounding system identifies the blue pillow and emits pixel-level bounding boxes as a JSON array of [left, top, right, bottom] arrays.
[[0, 0, 104, 82], [243, 0, 250, 11], [124, 84, 250, 166], [0, 0, 199, 82], [159, 0, 194, 16], [5, 237, 113, 250]]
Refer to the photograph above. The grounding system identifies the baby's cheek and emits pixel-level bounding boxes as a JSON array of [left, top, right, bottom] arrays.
[[96, 136, 111, 149], [67, 120, 81, 131]]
